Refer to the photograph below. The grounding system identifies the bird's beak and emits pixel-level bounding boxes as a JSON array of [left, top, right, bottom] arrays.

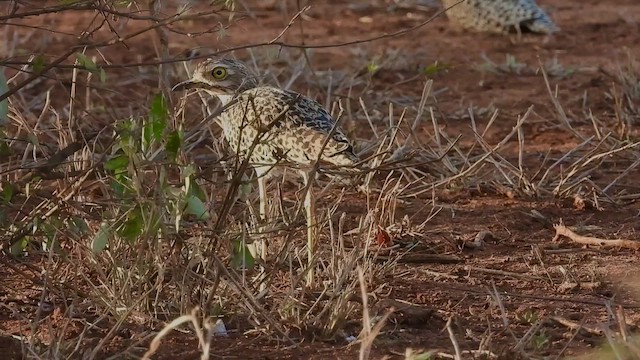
[[171, 79, 200, 91]]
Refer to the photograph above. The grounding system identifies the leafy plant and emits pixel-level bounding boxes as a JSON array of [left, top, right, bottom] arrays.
[[0, 67, 7, 126]]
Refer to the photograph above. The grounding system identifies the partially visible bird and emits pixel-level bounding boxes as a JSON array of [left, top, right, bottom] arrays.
[[442, 0, 559, 34], [172, 58, 360, 284]]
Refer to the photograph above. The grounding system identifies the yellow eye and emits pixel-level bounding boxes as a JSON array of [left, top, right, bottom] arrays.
[[211, 67, 227, 79]]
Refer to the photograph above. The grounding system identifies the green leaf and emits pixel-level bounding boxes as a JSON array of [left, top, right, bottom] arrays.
[[423, 61, 450, 76], [69, 216, 89, 235], [231, 239, 255, 270], [104, 154, 129, 171], [32, 55, 46, 75], [189, 180, 206, 200], [99, 68, 107, 83], [117, 118, 134, 134], [366, 62, 380, 74], [0, 130, 9, 157], [0, 208, 6, 227], [150, 94, 167, 123], [145, 94, 167, 145], [10, 237, 29, 256], [76, 53, 98, 73], [165, 130, 182, 161], [119, 207, 144, 242], [0, 68, 8, 126], [92, 222, 111, 253], [27, 133, 39, 146], [185, 194, 209, 220], [110, 176, 129, 196], [181, 164, 196, 180], [2, 181, 15, 203]]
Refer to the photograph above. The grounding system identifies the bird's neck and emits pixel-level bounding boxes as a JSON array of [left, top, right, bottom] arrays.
[[216, 94, 235, 106]]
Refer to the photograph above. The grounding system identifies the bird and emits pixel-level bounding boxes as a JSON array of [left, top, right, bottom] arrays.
[[172, 58, 360, 285], [441, 0, 559, 34]]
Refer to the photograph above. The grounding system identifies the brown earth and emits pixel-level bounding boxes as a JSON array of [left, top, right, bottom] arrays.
[[2, 0, 640, 359]]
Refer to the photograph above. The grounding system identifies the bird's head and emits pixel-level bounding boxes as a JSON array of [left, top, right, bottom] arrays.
[[172, 58, 258, 100]]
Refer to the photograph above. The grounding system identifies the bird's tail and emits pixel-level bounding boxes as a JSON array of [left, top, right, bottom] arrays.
[[525, 14, 559, 34]]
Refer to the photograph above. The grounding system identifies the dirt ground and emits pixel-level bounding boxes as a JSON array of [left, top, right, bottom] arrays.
[[2, 0, 640, 359]]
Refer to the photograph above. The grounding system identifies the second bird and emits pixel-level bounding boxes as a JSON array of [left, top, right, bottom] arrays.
[[442, 0, 559, 34]]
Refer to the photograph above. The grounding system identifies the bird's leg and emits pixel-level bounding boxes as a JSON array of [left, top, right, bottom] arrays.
[[253, 166, 269, 261], [244, 166, 269, 294], [255, 167, 269, 221], [301, 171, 316, 286]]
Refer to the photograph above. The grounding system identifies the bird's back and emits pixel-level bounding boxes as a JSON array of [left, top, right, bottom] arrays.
[[219, 87, 358, 172], [443, 0, 558, 34]]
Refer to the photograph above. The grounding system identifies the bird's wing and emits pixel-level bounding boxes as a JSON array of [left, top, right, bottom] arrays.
[[283, 90, 357, 161], [234, 87, 358, 166]]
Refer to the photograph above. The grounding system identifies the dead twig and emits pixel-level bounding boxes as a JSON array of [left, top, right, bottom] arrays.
[[549, 316, 603, 336], [464, 266, 542, 281], [446, 317, 463, 360], [358, 267, 393, 360], [376, 253, 463, 264], [553, 222, 640, 250]]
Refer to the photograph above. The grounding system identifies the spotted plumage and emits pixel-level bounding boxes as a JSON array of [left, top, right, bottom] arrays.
[[442, 0, 558, 34], [173, 58, 359, 281], [173, 58, 358, 176]]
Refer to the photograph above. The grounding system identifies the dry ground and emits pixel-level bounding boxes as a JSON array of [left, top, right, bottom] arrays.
[[2, 0, 640, 359]]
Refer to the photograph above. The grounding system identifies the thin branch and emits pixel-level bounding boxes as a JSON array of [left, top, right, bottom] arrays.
[[553, 222, 640, 250]]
